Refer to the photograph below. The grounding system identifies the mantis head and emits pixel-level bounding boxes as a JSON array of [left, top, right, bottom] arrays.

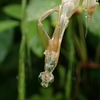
[[38, 71, 54, 87]]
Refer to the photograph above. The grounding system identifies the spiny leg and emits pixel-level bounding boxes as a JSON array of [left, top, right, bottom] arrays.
[[38, 7, 58, 49], [48, 5, 62, 52]]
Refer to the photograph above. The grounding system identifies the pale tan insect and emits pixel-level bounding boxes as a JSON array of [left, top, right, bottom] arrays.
[[38, 0, 80, 87]]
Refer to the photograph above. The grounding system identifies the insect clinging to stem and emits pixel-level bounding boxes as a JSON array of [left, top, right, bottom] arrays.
[[38, 0, 80, 87]]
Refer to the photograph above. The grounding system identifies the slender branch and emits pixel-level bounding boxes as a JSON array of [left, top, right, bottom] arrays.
[[65, 20, 75, 100], [18, 0, 27, 100]]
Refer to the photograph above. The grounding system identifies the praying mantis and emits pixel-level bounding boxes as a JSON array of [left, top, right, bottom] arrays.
[[38, 0, 80, 87], [38, 0, 99, 87]]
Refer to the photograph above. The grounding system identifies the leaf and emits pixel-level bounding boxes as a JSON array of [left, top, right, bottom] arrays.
[[28, 88, 53, 100], [0, 44, 19, 73], [28, 87, 62, 100], [40, 88, 53, 98], [51, 12, 58, 27], [27, 21, 44, 57], [82, 6, 100, 51], [26, 0, 61, 21], [88, 6, 100, 37], [55, 92, 63, 100], [82, 6, 100, 37], [3, 4, 21, 19], [28, 95, 41, 100], [27, 18, 50, 57], [0, 20, 19, 33], [0, 29, 14, 63]]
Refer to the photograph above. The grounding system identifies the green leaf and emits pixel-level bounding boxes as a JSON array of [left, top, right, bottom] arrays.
[[55, 92, 63, 100], [40, 88, 52, 97], [3, 4, 21, 19], [0, 44, 19, 73], [88, 6, 100, 37], [0, 29, 14, 63], [28, 95, 42, 100], [51, 12, 58, 27], [27, 21, 44, 57], [28, 87, 62, 100], [0, 20, 19, 33], [26, 0, 61, 21], [82, 6, 100, 37], [27, 18, 50, 57]]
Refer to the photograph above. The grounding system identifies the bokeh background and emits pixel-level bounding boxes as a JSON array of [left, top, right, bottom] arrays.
[[0, 0, 100, 100]]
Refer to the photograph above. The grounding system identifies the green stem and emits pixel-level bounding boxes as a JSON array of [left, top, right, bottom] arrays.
[[65, 45, 74, 100], [77, 15, 85, 45], [18, 35, 26, 100], [77, 15, 88, 61], [65, 20, 75, 100], [18, 0, 27, 100]]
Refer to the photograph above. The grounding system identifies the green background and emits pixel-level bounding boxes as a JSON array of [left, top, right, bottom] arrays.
[[0, 0, 100, 100]]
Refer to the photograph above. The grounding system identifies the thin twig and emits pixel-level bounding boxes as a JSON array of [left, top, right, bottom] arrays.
[[18, 0, 27, 100]]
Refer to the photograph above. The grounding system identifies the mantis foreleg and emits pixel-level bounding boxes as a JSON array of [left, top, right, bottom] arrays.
[[38, 7, 58, 49]]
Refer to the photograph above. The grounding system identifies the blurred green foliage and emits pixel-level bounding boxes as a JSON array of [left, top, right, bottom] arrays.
[[0, 0, 100, 100]]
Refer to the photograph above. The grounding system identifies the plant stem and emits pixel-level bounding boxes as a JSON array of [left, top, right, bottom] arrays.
[[18, 0, 27, 100], [18, 35, 26, 100], [77, 15, 88, 61], [65, 20, 75, 100]]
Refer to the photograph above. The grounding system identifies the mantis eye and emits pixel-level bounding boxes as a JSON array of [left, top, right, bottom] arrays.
[[38, 72, 54, 87]]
